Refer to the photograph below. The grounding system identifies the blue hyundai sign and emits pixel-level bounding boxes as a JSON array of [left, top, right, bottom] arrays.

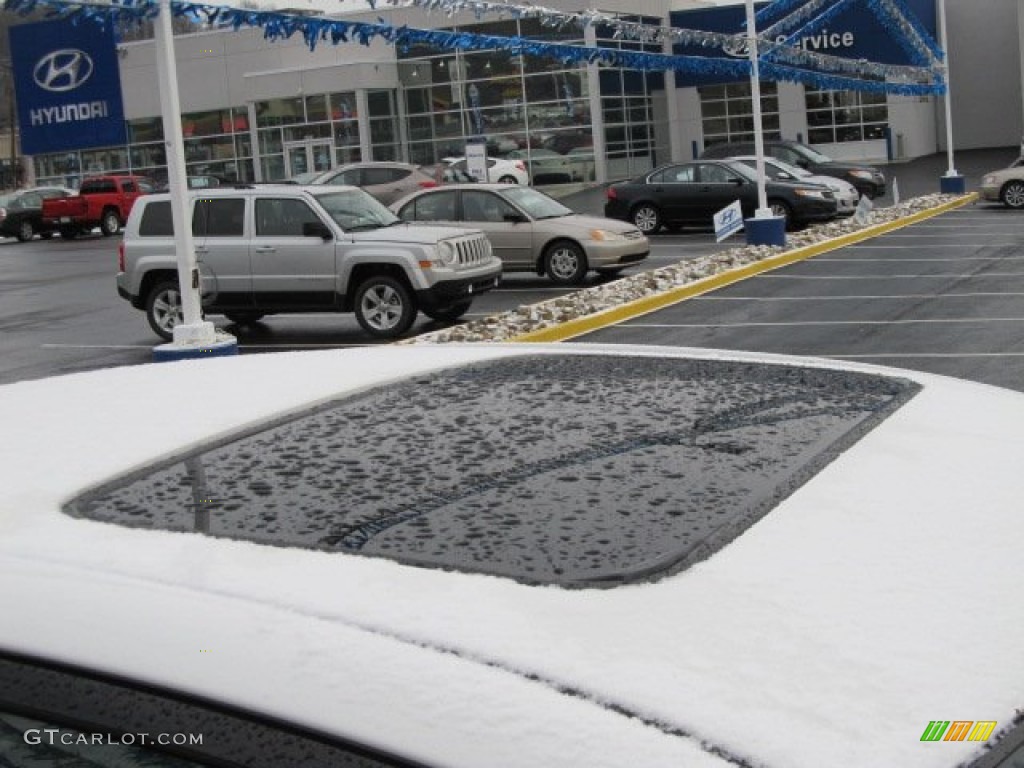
[[9, 19, 127, 155], [670, 0, 937, 87]]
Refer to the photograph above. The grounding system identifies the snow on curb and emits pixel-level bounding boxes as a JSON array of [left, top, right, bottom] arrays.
[[400, 194, 967, 345]]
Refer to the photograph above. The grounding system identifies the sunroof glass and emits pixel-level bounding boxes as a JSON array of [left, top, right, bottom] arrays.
[[65, 355, 919, 587]]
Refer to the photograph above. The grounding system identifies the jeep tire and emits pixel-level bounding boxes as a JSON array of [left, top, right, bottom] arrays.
[[354, 275, 416, 338]]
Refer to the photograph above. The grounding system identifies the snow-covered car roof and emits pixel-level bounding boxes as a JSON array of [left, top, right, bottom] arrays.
[[1, 343, 1022, 767]]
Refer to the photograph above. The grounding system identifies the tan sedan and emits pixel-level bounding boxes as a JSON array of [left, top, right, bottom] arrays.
[[391, 184, 650, 284], [980, 159, 1024, 208]]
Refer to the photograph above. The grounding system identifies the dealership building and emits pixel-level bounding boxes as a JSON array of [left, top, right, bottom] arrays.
[[15, 0, 1024, 189]]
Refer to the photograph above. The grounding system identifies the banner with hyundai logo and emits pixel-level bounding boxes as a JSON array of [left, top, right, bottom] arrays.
[[9, 18, 127, 155]]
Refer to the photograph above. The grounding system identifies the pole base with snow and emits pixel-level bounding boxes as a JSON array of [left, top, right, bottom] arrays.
[[744, 213, 786, 247], [939, 173, 965, 194], [151, 0, 237, 362], [742, 0, 786, 249]]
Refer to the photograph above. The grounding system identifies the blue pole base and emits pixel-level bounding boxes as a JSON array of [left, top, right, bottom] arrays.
[[745, 216, 787, 247], [940, 175, 966, 194], [153, 335, 239, 362]]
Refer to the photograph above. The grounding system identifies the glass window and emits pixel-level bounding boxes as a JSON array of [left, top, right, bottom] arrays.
[[138, 200, 173, 236], [255, 98, 304, 128], [363, 167, 406, 185], [699, 82, 780, 145], [399, 189, 456, 221], [255, 198, 322, 237], [194, 198, 245, 237], [461, 190, 515, 222], [305, 95, 329, 123], [803, 86, 889, 145]]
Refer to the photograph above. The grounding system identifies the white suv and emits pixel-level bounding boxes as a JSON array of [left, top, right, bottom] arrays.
[[116, 185, 501, 340]]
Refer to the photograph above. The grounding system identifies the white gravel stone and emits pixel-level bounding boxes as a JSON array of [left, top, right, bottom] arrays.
[[401, 194, 962, 345]]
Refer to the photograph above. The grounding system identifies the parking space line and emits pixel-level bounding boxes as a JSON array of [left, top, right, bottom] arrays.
[[830, 352, 1024, 359], [697, 292, 1024, 300], [762, 273, 1024, 279], [814, 256, 1024, 261], [621, 318, 1024, 328], [847, 244, 1021, 249], [511, 194, 979, 343]]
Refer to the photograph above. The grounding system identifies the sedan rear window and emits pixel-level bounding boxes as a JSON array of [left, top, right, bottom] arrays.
[[65, 356, 918, 588]]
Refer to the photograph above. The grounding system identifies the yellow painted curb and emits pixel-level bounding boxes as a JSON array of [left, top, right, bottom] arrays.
[[509, 193, 979, 344]]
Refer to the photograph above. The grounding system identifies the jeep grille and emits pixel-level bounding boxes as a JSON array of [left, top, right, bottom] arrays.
[[454, 235, 490, 268]]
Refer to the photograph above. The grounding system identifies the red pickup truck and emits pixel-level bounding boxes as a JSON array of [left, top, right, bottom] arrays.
[[41, 175, 155, 239]]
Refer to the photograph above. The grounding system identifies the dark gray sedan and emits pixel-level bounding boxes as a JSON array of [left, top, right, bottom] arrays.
[[604, 159, 838, 234]]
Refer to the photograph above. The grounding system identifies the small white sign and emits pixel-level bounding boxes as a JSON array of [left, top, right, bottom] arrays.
[[853, 194, 874, 227], [713, 200, 744, 242], [465, 143, 488, 182]]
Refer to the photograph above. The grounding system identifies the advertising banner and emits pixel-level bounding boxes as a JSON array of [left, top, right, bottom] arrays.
[[9, 18, 127, 155], [669, 0, 937, 87]]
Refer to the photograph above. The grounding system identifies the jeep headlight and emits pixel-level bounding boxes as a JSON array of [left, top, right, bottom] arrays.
[[436, 240, 457, 267], [982, 174, 996, 186], [590, 228, 625, 242]]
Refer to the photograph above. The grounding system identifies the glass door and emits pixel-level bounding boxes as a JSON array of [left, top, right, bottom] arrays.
[[284, 141, 334, 179]]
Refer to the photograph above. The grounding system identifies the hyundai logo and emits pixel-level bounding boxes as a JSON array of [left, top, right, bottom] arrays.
[[33, 49, 94, 93], [722, 34, 751, 59]]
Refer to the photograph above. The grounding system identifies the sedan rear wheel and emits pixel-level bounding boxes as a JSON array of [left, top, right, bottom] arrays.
[[1001, 181, 1024, 209], [631, 204, 661, 234], [354, 276, 416, 338], [16, 220, 34, 242], [498, 175, 518, 184]]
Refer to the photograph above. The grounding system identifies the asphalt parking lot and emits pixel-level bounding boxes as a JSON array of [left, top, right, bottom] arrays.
[[579, 200, 1024, 393], [1, 148, 1022, 390]]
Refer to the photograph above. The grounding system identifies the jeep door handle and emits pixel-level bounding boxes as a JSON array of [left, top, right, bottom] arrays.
[[254, 246, 276, 253]]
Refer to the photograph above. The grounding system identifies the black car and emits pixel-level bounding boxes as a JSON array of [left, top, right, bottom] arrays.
[[701, 139, 886, 199], [0, 187, 74, 242], [604, 160, 837, 234]]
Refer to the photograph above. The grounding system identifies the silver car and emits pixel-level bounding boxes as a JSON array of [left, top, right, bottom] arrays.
[[732, 155, 860, 216], [981, 161, 1024, 208], [392, 184, 650, 284]]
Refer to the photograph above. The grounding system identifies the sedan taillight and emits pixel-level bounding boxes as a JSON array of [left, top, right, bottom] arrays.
[[514, 161, 526, 172], [606, 186, 618, 200], [418, 180, 438, 189]]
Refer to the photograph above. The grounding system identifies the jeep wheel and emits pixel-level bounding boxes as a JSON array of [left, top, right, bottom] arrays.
[[422, 300, 472, 323], [100, 210, 121, 236], [354, 276, 416, 338], [544, 240, 588, 285], [16, 220, 34, 242], [146, 280, 182, 341]]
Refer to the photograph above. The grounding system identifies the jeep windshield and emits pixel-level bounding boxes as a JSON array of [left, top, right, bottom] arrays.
[[313, 189, 401, 231]]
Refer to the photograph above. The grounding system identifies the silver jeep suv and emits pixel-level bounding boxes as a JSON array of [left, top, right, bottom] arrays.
[[116, 185, 501, 340]]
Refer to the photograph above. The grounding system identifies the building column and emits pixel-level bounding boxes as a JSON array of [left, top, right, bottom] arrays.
[[663, 10, 682, 162], [584, 24, 607, 184]]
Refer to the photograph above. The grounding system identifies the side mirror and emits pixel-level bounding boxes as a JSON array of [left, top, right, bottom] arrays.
[[728, 177, 745, 186], [503, 212, 528, 223], [303, 221, 333, 240]]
